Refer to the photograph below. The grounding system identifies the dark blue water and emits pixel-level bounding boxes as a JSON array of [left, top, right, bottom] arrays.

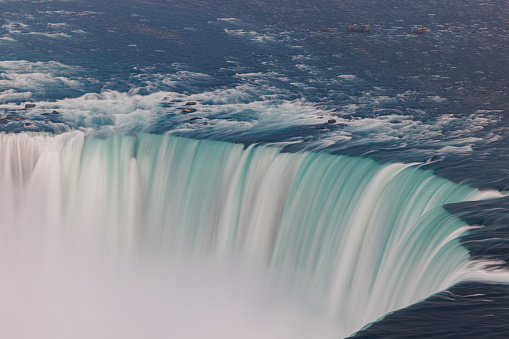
[[1, 0, 509, 337]]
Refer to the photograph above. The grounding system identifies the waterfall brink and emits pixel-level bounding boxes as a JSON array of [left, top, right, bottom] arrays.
[[0, 131, 490, 337]]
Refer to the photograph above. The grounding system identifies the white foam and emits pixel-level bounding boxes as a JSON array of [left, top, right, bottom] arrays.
[[224, 29, 278, 43], [338, 74, 357, 80], [0, 60, 502, 159], [26, 31, 72, 38], [0, 35, 16, 41], [0, 60, 94, 96], [47, 22, 69, 27], [218, 17, 242, 24], [437, 145, 473, 154], [0, 60, 81, 73], [0, 89, 32, 103], [0, 72, 82, 93]]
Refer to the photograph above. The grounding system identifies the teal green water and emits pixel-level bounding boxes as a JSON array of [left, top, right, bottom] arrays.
[[0, 132, 489, 334]]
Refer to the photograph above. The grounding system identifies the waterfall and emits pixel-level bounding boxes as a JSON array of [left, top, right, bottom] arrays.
[[0, 131, 491, 337]]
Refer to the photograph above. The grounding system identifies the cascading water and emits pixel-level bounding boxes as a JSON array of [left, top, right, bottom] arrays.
[[0, 131, 501, 337]]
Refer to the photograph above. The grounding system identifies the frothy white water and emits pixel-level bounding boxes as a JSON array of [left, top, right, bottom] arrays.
[[0, 58, 501, 159], [0, 131, 504, 338]]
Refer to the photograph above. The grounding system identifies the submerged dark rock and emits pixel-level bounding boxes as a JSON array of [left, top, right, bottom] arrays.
[[327, 119, 337, 124]]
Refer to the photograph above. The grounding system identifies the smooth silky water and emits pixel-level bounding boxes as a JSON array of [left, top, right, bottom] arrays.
[[1, 131, 506, 338]]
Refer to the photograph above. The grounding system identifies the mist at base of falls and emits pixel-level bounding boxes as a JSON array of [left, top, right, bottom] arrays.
[[0, 237, 342, 339]]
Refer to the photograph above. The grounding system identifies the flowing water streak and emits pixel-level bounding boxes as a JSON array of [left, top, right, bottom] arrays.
[[0, 131, 501, 336]]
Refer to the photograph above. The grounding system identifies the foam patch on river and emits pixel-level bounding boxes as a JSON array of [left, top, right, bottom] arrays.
[[0, 59, 504, 161]]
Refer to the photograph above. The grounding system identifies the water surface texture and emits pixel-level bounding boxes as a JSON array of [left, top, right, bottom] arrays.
[[1, 0, 509, 337]]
